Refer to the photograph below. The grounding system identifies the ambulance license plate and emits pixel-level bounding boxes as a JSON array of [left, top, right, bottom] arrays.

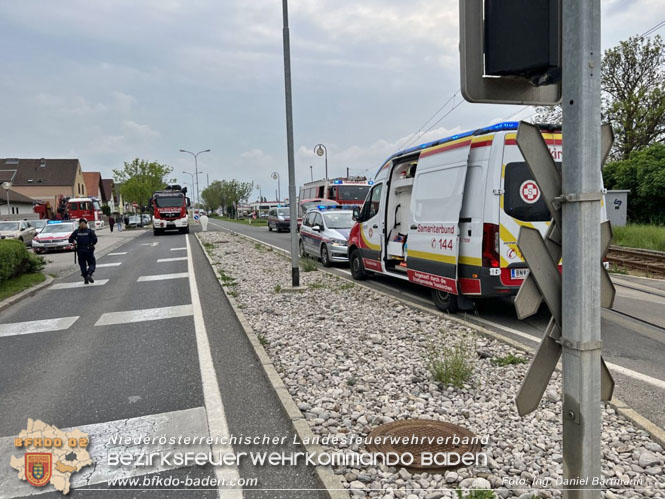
[[510, 268, 530, 280]]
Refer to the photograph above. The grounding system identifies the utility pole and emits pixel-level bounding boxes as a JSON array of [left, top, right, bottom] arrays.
[[346, 167, 349, 178], [309, 165, 313, 181], [561, 1, 602, 495], [281, 0, 300, 287]]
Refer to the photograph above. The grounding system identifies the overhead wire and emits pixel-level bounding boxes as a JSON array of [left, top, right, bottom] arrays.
[[641, 19, 665, 37]]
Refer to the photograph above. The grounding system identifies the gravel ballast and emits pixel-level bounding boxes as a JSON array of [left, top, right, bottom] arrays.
[[200, 232, 665, 498]]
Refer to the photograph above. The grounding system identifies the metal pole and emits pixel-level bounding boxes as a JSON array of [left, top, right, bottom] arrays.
[[346, 167, 349, 178], [6, 190, 9, 216], [561, 1, 602, 497], [282, 0, 300, 287], [310, 165, 313, 181], [194, 154, 200, 209], [278, 175, 281, 204], [325, 148, 328, 180]]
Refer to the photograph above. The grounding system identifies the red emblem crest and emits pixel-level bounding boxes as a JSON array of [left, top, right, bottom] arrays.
[[25, 453, 52, 487]]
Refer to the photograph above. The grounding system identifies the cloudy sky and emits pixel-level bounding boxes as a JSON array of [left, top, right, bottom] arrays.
[[0, 0, 663, 201]]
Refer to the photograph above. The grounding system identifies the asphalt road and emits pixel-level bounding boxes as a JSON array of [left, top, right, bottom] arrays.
[[207, 218, 665, 431], [0, 225, 324, 498]]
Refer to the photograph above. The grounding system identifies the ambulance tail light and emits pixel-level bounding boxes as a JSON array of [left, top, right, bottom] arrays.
[[482, 223, 500, 268]]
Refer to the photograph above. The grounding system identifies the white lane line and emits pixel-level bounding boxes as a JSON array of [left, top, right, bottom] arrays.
[[170, 247, 187, 251], [0, 407, 210, 498], [94, 304, 193, 327], [468, 315, 665, 391], [137, 272, 189, 282], [141, 242, 159, 247], [107, 251, 127, 256], [606, 362, 665, 391], [186, 235, 242, 498], [0, 317, 79, 338], [157, 257, 187, 262], [96, 262, 122, 268], [50, 279, 109, 290]]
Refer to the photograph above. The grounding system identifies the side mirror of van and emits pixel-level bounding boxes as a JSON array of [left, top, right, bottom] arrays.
[[186, 197, 191, 207], [352, 206, 361, 221]]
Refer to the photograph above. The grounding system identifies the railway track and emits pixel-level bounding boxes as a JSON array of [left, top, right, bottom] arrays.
[[607, 245, 665, 277]]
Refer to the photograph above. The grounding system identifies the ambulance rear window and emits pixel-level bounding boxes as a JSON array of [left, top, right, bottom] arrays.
[[504, 162, 550, 222]]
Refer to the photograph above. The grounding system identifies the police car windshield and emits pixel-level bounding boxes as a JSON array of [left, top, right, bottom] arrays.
[[41, 223, 75, 233], [337, 185, 369, 201], [155, 196, 184, 208], [0, 222, 19, 230], [323, 211, 354, 229]]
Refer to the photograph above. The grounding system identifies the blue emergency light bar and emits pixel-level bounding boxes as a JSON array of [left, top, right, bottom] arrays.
[[47, 220, 65, 224], [333, 180, 343, 184]]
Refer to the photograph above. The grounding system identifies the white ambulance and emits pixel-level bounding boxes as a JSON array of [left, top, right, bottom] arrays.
[[347, 121, 574, 312]]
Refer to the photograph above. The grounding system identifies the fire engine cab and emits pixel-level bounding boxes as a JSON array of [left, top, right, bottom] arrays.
[[347, 121, 604, 313], [150, 185, 190, 235]]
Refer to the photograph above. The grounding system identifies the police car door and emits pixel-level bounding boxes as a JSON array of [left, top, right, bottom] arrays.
[[406, 139, 472, 294]]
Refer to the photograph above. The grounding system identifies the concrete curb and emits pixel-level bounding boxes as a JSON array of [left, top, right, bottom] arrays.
[[211, 225, 665, 455], [195, 233, 350, 499], [0, 275, 54, 313]]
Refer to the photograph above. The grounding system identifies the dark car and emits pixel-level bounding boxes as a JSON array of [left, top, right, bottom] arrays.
[[267, 207, 291, 232]]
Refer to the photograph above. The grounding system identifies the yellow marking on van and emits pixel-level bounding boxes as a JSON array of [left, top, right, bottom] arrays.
[[360, 224, 381, 251], [459, 256, 482, 266], [407, 249, 457, 265]]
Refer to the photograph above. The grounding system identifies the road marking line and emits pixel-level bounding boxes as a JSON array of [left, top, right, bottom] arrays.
[[464, 315, 540, 344], [0, 407, 210, 498], [157, 257, 188, 262], [186, 235, 242, 498], [170, 247, 187, 251], [141, 242, 159, 247], [137, 272, 189, 282], [50, 279, 109, 289], [96, 262, 122, 267], [107, 252, 127, 256], [94, 304, 193, 326], [0, 317, 79, 338]]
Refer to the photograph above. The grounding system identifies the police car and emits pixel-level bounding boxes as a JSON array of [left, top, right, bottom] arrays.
[[298, 206, 355, 267], [31, 220, 77, 253]]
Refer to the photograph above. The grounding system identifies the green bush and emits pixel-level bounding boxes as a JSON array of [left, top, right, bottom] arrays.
[[424, 335, 475, 388], [0, 240, 45, 283]]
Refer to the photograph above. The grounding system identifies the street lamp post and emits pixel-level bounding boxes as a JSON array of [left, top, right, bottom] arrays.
[[2, 182, 11, 216], [309, 165, 313, 181], [179, 149, 210, 208], [181, 171, 202, 202], [282, 0, 300, 287], [271, 172, 281, 204], [314, 144, 328, 179]]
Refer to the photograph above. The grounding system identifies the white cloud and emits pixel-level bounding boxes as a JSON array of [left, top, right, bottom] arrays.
[[121, 120, 160, 140]]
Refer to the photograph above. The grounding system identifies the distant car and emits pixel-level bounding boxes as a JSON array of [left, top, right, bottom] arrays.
[[28, 219, 48, 234], [127, 215, 141, 227], [31, 221, 77, 253], [141, 214, 152, 225], [0, 220, 37, 245], [299, 207, 354, 267], [267, 207, 291, 232]]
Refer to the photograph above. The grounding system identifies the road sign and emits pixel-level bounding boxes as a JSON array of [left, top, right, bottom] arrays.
[[459, 0, 562, 105], [513, 121, 615, 417]]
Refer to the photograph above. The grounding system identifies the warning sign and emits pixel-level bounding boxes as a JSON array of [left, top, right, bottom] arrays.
[[519, 180, 541, 204]]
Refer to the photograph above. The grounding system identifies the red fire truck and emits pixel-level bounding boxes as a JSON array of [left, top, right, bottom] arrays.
[[298, 177, 371, 208], [150, 185, 190, 235], [33, 195, 105, 229]]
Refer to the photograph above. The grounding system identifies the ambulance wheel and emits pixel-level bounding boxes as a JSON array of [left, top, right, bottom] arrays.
[[431, 290, 459, 313], [350, 249, 368, 280]]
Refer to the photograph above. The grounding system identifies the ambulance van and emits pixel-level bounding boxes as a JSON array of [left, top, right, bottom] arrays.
[[347, 121, 569, 313]]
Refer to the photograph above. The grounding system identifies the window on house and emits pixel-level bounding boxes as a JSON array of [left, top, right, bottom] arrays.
[[5, 158, 18, 165], [27, 179, 33, 183]]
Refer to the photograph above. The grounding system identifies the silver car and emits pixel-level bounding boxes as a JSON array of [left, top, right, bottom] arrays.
[[0, 220, 36, 245], [298, 208, 354, 267]]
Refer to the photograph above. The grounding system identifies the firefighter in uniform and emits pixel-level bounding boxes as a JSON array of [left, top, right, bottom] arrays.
[[68, 218, 98, 284]]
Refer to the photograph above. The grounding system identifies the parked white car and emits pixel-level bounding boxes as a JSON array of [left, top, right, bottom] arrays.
[[0, 220, 36, 245]]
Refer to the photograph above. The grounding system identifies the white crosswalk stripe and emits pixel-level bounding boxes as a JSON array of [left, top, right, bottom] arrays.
[[157, 257, 187, 262], [107, 252, 127, 256], [0, 317, 79, 338], [96, 262, 122, 268], [137, 273, 188, 282], [94, 305, 193, 326], [50, 279, 109, 289], [0, 407, 210, 498], [170, 247, 187, 251]]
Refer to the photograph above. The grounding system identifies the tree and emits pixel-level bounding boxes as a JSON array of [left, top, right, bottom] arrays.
[[113, 159, 173, 208], [602, 35, 665, 160], [603, 143, 665, 224], [533, 35, 665, 160], [201, 181, 225, 212]]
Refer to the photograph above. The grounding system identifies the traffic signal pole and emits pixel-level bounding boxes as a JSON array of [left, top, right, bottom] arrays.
[[561, 0, 603, 496]]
